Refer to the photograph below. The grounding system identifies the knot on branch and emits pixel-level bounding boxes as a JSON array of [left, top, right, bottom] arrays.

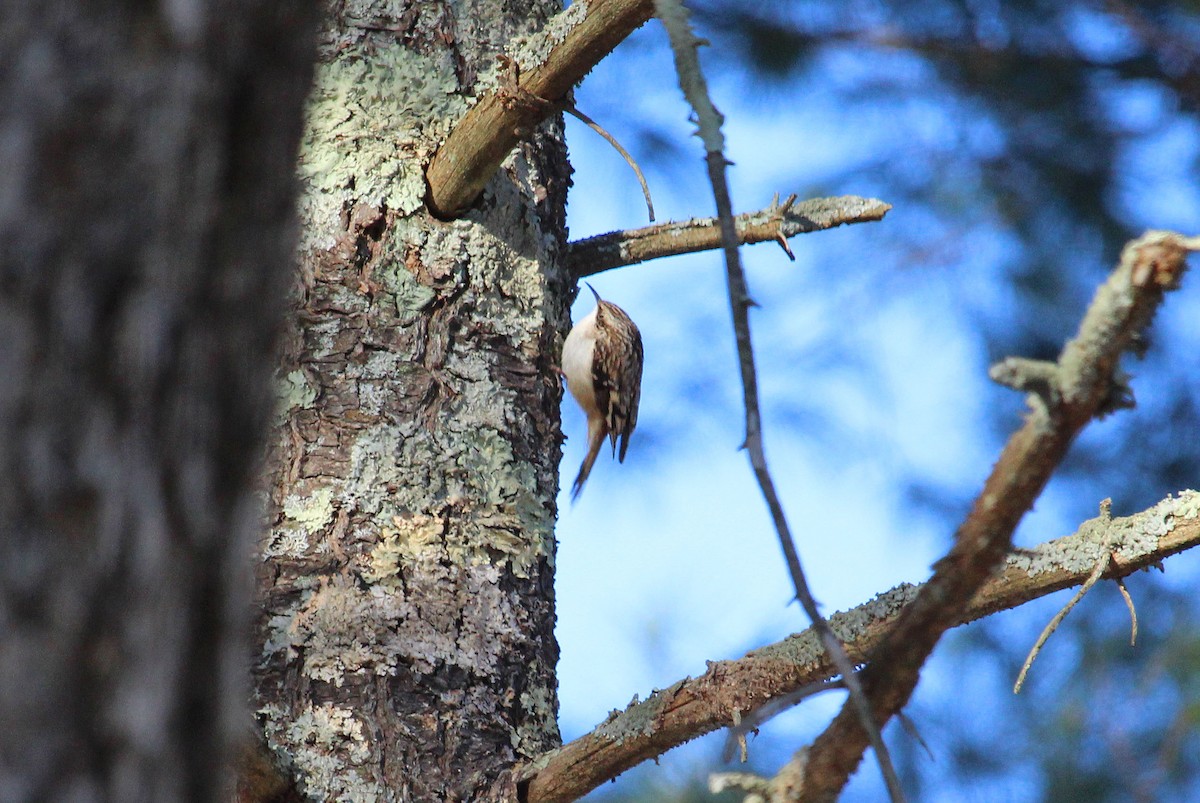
[[990, 357, 1135, 418], [1128, 232, 1192, 289], [988, 357, 1060, 409], [770, 193, 798, 260], [709, 771, 771, 802], [496, 55, 555, 137], [1097, 368, 1136, 416]]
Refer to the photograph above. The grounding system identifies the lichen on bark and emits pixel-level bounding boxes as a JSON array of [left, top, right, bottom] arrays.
[[254, 0, 574, 798]]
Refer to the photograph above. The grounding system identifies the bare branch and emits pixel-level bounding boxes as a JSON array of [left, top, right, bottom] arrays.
[[791, 231, 1196, 801], [517, 490, 1200, 803], [567, 194, 891, 278], [425, 0, 654, 218]]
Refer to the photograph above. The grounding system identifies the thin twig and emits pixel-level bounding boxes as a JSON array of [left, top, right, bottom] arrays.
[[1116, 576, 1138, 646], [1013, 550, 1111, 693], [567, 194, 891, 278], [896, 712, 934, 762], [517, 490, 1200, 803], [730, 708, 748, 763], [562, 103, 655, 222], [723, 678, 849, 763], [651, 1, 905, 801]]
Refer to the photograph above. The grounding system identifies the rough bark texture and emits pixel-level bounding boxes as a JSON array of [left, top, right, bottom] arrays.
[[252, 1, 572, 800], [0, 2, 316, 801]]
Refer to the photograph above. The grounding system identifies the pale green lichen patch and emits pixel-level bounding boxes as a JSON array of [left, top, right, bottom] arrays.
[[262, 612, 300, 659], [377, 251, 437, 323], [1007, 490, 1200, 575], [279, 704, 386, 803], [830, 583, 920, 643], [415, 210, 550, 343], [514, 681, 557, 752], [347, 424, 407, 516], [595, 685, 671, 743], [740, 583, 920, 670], [355, 352, 414, 416], [756, 631, 823, 670], [448, 425, 555, 574], [473, 0, 590, 96], [343, 422, 544, 567], [262, 528, 312, 560], [265, 487, 337, 559], [283, 486, 336, 532], [456, 427, 528, 506], [1177, 489, 1200, 519], [277, 369, 318, 419], [363, 514, 443, 586], [298, 46, 466, 216]]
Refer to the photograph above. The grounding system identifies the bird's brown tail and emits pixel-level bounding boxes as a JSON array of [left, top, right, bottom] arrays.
[[571, 419, 606, 501]]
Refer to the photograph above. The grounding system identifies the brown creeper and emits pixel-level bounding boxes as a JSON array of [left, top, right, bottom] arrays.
[[561, 284, 644, 500]]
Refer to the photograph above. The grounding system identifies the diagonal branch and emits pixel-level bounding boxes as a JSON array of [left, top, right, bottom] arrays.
[[566, 194, 891, 278], [516, 490, 1200, 803], [425, 0, 655, 218], [651, 1, 904, 800], [788, 231, 1197, 801]]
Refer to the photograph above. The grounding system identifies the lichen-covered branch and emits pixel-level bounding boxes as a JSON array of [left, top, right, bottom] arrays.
[[517, 490, 1200, 803], [789, 230, 1196, 801], [425, 0, 654, 218], [566, 195, 891, 278]]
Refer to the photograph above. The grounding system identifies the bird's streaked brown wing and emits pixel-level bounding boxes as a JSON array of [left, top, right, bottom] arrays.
[[593, 301, 643, 462]]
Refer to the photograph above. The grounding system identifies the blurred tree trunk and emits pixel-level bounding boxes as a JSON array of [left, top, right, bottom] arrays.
[[0, 2, 316, 801], [251, 1, 571, 800]]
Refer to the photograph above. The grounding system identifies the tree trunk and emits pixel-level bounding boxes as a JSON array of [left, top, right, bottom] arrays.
[[0, 2, 316, 801], [253, 1, 571, 799]]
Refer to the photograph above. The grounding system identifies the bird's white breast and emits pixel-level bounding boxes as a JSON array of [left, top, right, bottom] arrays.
[[562, 308, 598, 416]]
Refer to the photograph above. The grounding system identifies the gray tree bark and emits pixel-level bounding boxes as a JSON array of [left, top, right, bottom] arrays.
[[0, 2, 316, 802], [252, 1, 572, 800]]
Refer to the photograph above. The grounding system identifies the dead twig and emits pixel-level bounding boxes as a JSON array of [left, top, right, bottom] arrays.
[[722, 677, 848, 763], [1117, 576, 1138, 646], [562, 103, 655, 222], [1014, 549, 1110, 693], [652, 0, 904, 800]]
